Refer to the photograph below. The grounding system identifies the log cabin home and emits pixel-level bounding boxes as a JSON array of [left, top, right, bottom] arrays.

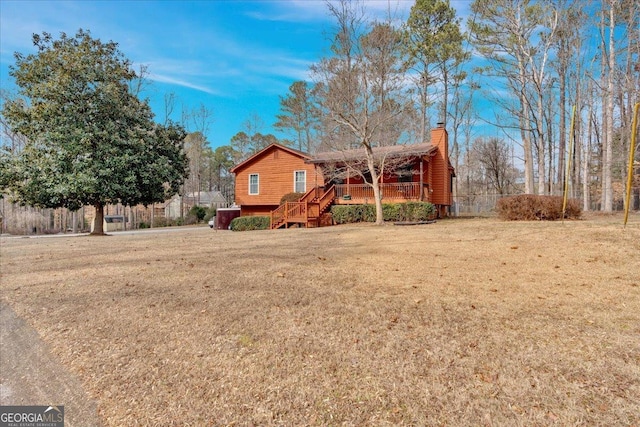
[[230, 124, 455, 229]]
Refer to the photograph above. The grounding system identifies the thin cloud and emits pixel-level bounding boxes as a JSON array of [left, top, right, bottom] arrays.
[[148, 73, 221, 96], [245, 0, 414, 24]]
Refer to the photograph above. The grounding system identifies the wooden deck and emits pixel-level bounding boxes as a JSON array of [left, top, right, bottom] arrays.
[[334, 183, 430, 204], [270, 186, 336, 229], [269, 183, 430, 229]]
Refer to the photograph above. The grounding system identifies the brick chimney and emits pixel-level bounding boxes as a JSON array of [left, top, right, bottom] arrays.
[[430, 124, 451, 215]]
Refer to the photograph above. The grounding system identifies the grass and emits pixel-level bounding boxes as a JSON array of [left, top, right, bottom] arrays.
[[1, 214, 639, 426]]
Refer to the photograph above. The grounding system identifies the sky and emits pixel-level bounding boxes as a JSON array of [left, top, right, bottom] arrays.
[[0, 0, 473, 150]]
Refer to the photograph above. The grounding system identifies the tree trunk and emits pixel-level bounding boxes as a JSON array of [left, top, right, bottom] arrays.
[[92, 202, 105, 235], [536, 95, 547, 195], [441, 67, 449, 126], [72, 210, 78, 234], [366, 149, 384, 225], [602, 1, 615, 211], [420, 76, 428, 143], [583, 103, 593, 211], [557, 62, 567, 189], [518, 61, 535, 194]]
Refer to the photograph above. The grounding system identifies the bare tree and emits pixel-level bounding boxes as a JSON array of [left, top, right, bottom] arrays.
[[163, 92, 177, 126], [619, 0, 640, 208], [312, 1, 412, 224], [180, 103, 215, 208], [473, 137, 518, 195], [601, 0, 616, 211], [469, 0, 559, 195], [129, 64, 151, 96], [552, 0, 585, 192]]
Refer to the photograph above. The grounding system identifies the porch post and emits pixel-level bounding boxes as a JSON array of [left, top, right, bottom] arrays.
[[419, 158, 424, 201]]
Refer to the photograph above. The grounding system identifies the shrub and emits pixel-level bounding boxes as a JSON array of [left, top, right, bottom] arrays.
[[152, 217, 170, 228], [230, 215, 270, 231], [280, 192, 305, 205], [183, 214, 199, 225], [496, 195, 582, 221], [331, 202, 435, 224], [331, 205, 371, 224], [203, 207, 217, 222], [189, 205, 207, 222], [399, 202, 436, 222], [382, 203, 402, 221]]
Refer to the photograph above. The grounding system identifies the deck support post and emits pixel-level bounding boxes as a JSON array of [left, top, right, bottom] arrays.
[[419, 159, 424, 201]]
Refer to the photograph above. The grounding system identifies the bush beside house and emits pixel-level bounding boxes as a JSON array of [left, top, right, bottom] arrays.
[[230, 216, 270, 231], [331, 202, 436, 224]]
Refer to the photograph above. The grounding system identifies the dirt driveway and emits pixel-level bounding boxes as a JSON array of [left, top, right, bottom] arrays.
[[0, 302, 102, 427]]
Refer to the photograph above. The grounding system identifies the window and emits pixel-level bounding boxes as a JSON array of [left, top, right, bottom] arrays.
[[294, 170, 306, 193], [249, 173, 259, 195], [397, 163, 414, 183]]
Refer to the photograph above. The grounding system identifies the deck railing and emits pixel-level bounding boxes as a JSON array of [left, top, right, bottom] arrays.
[[335, 182, 428, 202], [270, 203, 286, 229], [270, 201, 308, 229], [285, 201, 307, 221], [318, 185, 336, 213]]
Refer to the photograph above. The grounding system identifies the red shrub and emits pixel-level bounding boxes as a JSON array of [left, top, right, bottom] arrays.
[[496, 195, 582, 221]]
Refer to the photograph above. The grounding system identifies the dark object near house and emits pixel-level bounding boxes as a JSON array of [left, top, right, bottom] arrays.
[[215, 208, 241, 230]]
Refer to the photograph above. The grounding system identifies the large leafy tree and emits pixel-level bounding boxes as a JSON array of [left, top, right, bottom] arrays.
[[1, 30, 188, 234]]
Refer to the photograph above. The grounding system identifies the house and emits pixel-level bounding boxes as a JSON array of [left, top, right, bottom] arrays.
[[230, 144, 323, 216], [165, 191, 228, 219], [231, 125, 456, 228]]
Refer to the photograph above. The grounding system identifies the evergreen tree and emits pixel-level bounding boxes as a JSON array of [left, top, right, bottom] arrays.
[[1, 30, 189, 234]]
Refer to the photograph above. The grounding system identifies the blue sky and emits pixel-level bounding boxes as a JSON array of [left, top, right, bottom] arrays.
[[0, 0, 474, 150]]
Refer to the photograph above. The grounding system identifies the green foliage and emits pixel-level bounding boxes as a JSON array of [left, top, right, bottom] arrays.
[[280, 192, 305, 205], [405, 0, 464, 64], [230, 216, 270, 231], [203, 206, 217, 222], [496, 195, 582, 221], [230, 130, 284, 161], [331, 202, 435, 224], [398, 202, 437, 222], [274, 81, 319, 153], [0, 30, 189, 213], [189, 205, 207, 222]]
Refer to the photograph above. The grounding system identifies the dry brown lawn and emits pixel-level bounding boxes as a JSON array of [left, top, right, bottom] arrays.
[[1, 214, 639, 426]]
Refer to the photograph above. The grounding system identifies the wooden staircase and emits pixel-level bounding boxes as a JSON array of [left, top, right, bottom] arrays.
[[270, 185, 336, 229]]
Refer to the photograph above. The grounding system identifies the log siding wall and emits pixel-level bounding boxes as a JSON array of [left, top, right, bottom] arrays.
[[233, 145, 323, 215]]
